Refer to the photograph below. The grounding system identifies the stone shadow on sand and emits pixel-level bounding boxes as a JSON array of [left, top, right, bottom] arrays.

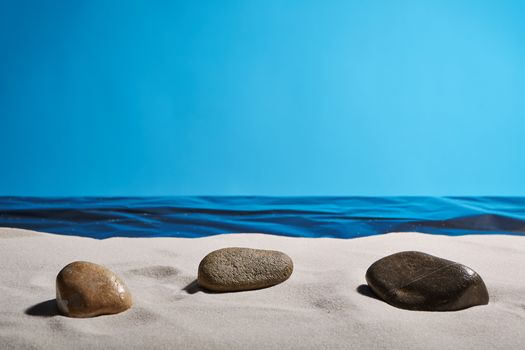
[[356, 284, 382, 301], [25, 299, 59, 317], [182, 279, 213, 294]]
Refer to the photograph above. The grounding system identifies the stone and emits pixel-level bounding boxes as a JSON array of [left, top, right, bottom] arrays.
[[56, 261, 132, 317], [198, 247, 293, 292], [365, 251, 489, 311]]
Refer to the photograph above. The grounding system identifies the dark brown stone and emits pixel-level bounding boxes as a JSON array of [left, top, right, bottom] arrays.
[[56, 261, 132, 317], [365, 251, 489, 311], [198, 247, 293, 292]]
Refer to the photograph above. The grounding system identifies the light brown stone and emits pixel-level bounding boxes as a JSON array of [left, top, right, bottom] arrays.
[[198, 247, 293, 292], [56, 261, 132, 317]]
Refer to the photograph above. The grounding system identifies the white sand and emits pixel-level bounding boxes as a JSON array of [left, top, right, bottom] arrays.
[[0, 227, 524, 350]]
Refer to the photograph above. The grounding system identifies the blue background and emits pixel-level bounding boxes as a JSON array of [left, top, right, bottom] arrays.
[[1, 0, 524, 196]]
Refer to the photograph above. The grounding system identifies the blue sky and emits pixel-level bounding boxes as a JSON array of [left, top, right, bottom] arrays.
[[1, 0, 525, 196]]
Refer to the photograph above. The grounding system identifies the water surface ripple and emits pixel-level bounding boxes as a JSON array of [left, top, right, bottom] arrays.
[[0, 197, 524, 239]]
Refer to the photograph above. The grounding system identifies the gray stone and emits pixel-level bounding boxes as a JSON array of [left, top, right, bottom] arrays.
[[198, 247, 293, 292], [366, 251, 489, 311], [56, 261, 132, 317]]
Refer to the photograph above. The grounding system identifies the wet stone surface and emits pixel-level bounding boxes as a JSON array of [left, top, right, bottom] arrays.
[[366, 251, 489, 311], [56, 261, 132, 317]]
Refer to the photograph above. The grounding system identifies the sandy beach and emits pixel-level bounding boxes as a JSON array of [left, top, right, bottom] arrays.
[[1, 227, 524, 349]]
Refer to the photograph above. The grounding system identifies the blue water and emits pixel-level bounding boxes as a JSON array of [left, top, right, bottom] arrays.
[[0, 197, 524, 239]]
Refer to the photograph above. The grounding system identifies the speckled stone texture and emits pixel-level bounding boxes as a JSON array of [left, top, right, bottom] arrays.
[[198, 247, 293, 292], [366, 251, 489, 311], [56, 261, 132, 317]]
